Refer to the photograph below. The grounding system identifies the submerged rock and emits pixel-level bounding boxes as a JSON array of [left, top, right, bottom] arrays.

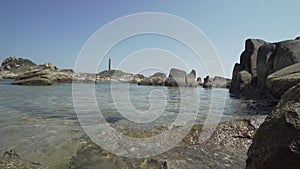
[[69, 116, 265, 169], [0, 150, 47, 169]]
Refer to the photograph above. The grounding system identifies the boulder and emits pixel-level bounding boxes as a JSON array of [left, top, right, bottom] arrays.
[[266, 63, 300, 98], [230, 63, 244, 95], [186, 70, 197, 87], [256, 43, 276, 89], [213, 76, 231, 88], [240, 39, 267, 76], [272, 40, 300, 71], [246, 84, 300, 169], [203, 75, 213, 88], [196, 77, 202, 85], [167, 68, 186, 86], [164, 68, 197, 87]]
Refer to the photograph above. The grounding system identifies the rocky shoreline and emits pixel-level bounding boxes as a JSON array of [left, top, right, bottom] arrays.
[[0, 56, 230, 88], [0, 36, 299, 168]]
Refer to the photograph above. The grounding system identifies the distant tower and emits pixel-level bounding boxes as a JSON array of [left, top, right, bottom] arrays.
[[108, 58, 111, 71]]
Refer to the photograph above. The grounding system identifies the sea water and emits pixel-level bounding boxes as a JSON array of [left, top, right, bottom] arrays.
[[0, 79, 253, 167]]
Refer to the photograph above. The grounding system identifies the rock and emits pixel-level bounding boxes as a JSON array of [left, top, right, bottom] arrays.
[[240, 39, 267, 76], [12, 70, 56, 86], [0, 56, 36, 74], [196, 77, 202, 85], [203, 75, 213, 88], [130, 74, 145, 83], [230, 63, 244, 95], [40, 62, 57, 71], [138, 72, 166, 86], [296, 36, 300, 40], [0, 76, 2, 81], [186, 70, 197, 87], [213, 76, 231, 88], [167, 68, 187, 86], [272, 40, 300, 71], [246, 84, 300, 169], [230, 37, 300, 99], [266, 63, 300, 98], [0, 150, 47, 169], [0, 71, 19, 79], [256, 43, 277, 89]]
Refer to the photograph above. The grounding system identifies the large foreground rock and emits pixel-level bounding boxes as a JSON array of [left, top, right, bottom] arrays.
[[246, 84, 300, 169]]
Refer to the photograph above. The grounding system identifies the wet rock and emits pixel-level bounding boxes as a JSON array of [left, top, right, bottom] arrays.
[[246, 84, 300, 169], [246, 100, 277, 115]]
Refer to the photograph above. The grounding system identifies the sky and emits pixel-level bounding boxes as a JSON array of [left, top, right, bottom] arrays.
[[0, 0, 299, 78]]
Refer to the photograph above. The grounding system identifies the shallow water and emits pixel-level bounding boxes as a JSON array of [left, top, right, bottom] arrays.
[[0, 79, 253, 168]]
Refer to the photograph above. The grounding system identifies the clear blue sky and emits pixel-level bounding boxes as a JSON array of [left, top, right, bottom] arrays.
[[0, 0, 299, 78]]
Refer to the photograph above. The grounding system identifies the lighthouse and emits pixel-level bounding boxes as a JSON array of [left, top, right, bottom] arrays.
[[108, 58, 111, 71]]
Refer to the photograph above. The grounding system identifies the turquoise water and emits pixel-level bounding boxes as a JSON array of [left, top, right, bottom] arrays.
[[0, 79, 252, 167]]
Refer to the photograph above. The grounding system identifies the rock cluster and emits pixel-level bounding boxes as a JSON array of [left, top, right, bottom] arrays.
[[230, 37, 300, 169], [138, 72, 166, 86], [230, 37, 300, 99], [0, 56, 97, 85], [139, 68, 198, 87]]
